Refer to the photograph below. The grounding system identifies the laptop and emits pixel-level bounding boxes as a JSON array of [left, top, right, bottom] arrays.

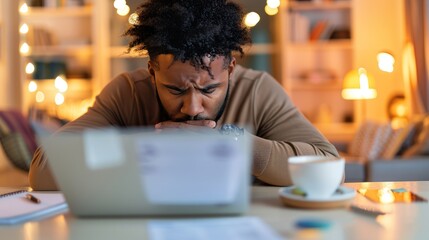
[[39, 128, 252, 217]]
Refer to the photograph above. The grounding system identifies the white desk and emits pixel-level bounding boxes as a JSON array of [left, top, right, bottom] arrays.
[[1, 182, 429, 240]]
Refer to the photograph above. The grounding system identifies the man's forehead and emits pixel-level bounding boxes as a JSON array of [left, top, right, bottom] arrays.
[[154, 54, 225, 71]]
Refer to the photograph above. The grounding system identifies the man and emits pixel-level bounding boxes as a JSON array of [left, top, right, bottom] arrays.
[[29, 0, 339, 190]]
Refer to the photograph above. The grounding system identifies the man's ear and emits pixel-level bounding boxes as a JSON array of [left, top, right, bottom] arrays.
[[228, 57, 236, 75], [147, 61, 157, 84], [148, 61, 156, 77]]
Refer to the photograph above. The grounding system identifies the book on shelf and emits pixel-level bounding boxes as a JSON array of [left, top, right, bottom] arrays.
[[320, 23, 335, 40], [30, 0, 85, 7], [27, 26, 56, 47], [290, 12, 310, 43], [309, 19, 329, 41]]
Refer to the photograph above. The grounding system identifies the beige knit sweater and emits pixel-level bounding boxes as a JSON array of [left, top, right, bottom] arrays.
[[29, 65, 339, 190]]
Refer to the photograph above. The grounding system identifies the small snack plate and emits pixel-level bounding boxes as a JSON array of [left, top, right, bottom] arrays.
[[278, 186, 356, 209]]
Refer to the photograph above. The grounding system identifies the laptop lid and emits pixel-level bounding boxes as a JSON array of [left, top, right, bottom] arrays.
[[39, 128, 252, 217]]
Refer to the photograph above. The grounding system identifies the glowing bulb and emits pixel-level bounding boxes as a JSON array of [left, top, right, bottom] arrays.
[[395, 104, 407, 117], [54, 76, 68, 93], [20, 23, 29, 34], [20, 42, 30, 54], [358, 68, 370, 90], [35, 91, 45, 103], [113, 0, 126, 9], [19, 3, 29, 13], [55, 93, 65, 105], [28, 81, 38, 93], [377, 52, 395, 73], [117, 5, 130, 16], [244, 12, 260, 27], [25, 62, 35, 74], [267, 0, 280, 9], [128, 13, 139, 25], [265, 5, 278, 16]]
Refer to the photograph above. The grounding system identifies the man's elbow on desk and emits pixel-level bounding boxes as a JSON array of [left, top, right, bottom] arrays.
[[29, 149, 59, 191]]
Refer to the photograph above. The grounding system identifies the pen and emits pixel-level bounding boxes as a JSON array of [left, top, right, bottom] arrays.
[[25, 193, 41, 204]]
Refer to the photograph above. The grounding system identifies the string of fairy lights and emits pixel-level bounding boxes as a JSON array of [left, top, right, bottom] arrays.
[[19, 2, 68, 106], [16, 0, 282, 107], [114, 0, 281, 28]]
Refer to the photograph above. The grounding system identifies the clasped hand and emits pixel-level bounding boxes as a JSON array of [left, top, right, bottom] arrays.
[[154, 120, 217, 131]]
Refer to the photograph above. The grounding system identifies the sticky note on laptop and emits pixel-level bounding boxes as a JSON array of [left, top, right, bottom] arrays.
[[83, 129, 125, 170]]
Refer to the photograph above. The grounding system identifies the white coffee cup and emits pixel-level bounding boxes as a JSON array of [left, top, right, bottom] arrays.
[[288, 156, 345, 199]]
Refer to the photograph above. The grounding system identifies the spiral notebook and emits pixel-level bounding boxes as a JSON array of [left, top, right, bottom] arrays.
[[0, 189, 68, 225]]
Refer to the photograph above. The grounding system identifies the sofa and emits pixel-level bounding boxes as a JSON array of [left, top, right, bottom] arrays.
[[340, 119, 429, 182], [345, 158, 429, 182], [0, 109, 65, 187]]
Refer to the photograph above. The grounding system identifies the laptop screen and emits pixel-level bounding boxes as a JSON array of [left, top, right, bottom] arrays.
[[40, 128, 253, 216]]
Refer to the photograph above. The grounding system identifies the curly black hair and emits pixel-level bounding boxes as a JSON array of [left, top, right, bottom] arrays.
[[123, 0, 252, 72]]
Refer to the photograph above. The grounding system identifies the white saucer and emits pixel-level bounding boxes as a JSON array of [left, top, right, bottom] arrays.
[[278, 186, 356, 209]]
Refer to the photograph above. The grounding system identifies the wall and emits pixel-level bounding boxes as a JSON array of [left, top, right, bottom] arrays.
[[352, 0, 406, 122], [0, 1, 4, 106], [0, 1, 21, 110], [0, 1, 22, 170]]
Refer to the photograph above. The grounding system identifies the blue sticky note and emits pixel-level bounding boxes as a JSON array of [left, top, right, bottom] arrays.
[[295, 219, 332, 230], [392, 188, 407, 193]]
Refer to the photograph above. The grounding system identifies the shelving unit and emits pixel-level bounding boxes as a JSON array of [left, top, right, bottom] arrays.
[[0, 5, 3, 63], [10, 0, 300, 121], [277, 0, 354, 125], [19, 1, 94, 120]]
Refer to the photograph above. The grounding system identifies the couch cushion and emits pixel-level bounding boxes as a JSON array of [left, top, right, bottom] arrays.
[[345, 163, 365, 182], [402, 116, 429, 157], [367, 158, 429, 181], [0, 110, 37, 171], [0, 111, 37, 154], [381, 120, 420, 159], [0, 133, 33, 171], [347, 121, 394, 161]]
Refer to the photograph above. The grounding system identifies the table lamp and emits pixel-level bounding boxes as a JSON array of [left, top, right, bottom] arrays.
[[342, 68, 377, 123]]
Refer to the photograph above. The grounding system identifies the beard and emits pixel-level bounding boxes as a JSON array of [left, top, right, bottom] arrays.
[[213, 79, 230, 122]]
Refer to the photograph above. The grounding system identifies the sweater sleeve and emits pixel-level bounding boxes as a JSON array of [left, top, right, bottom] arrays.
[[250, 73, 339, 186], [29, 74, 137, 190]]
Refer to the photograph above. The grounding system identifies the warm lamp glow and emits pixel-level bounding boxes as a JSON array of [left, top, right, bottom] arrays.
[[117, 5, 130, 16], [54, 76, 68, 93], [28, 81, 37, 93], [113, 0, 126, 9], [20, 42, 30, 54], [267, 0, 281, 8], [114, 0, 129, 16], [388, 95, 407, 129], [128, 13, 139, 25], [377, 52, 395, 73], [55, 93, 65, 106], [19, 3, 29, 13], [25, 62, 35, 74], [35, 91, 45, 103], [244, 12, 260, 27], [20, 23, 29, 34], [265, 5, 278, 16], [342, 68, 377, 100]]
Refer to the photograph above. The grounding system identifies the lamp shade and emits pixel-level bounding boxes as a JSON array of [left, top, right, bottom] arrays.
[[342, 68, 377, 100]]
